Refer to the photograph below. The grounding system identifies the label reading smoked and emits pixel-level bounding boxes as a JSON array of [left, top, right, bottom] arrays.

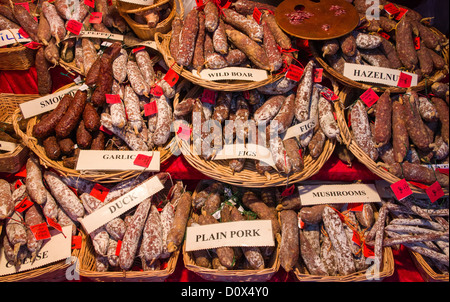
[[79, 176, 165, 234], [75, 150, 160, 172], [297, 183, 382, 206], [185, 220, 274, 252]]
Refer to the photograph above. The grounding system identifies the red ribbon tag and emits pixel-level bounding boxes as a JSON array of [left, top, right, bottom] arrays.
[[436, 168, 449, 175], [395, 7, 408, 20], [150, 85, 164, 97], [384, 3, 400, 15], [163, 69, 179, 87], [363, 241, 375, 258], [84, 0, 95, 8], [30, 223, 51, 241], [15, 197, 34, 213], [426, 181, 444, 203], [177, 125, 192, 141], [66, 20, 83, 35], [347, 203, 364, 212], [133, 154, 153, 168], [72, 236, 82, 249], [46, 216, 63, 233], [195, 0, 204, 9], [144, 101, 158, 116], [397, 72, 413, 88], [286, 64, 304, 81], [14, 179, 24, 190], [253, 7, 262, 24], [201, 89, 216, 104], [23, 41, 42, 49], [18, 27, 29, 38], [414, 37, 421, 50], [115, 240, 122, 256], [90, 183, 110, 202], [281, 185, 295, 197], [390, 178, 413, 201], [378, 32, 391, 40], [99, 125, 113, 135], [89, 12, 103, 24], [352, 230, 361, 246], [359, 88, 379, 107], [132, 46, 145, 53], [105, 94, 121, 104], [313, 68, 323, 83]]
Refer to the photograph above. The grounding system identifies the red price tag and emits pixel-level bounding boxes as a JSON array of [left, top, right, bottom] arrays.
[[201, 89, 216, 104], [253, 7, 262, 24], [150, 85, 164, 97], [144, 101, 158, 116], [115, 240, 122, 256], [84, 0, 95, 8], [426, 181, 444, 203], [436, 168, 449, 175], [14, 179, 24, 190], [397, 72, 413, 88], [414, 36, 421, 50], [359, 88, 379, 107], [46, 216, 63, 233], [285, 64, 304, 81], [378, 32, 391, 40], [30, 223, 51, 241], [352, 230, 361, 246], [133, 154, 153, 168], [132, 46, 145, 53], [105, 94, 121, 104], [99, 125, 113, 135], [66, 20, 83, 35], [384, 3, 400, 15], [321, 88, 339, 101], [14, 2, 30, 12], [281, 185, 295, 197], [90, 183, 110, 202], [347, 203, 364, 212], [395, 7, 408, 20], [23, 41, 42, 49], [363, 241, 375, 258], [18, 27, 29, 38], [15, 197, 34, 213], [177, 125, 192, 141], [163, 69, 179, 87], [72, 236, 82, 249], [390, 178, 413, 201], [314, 68, 323, 83], [89, 12, 103, 24]]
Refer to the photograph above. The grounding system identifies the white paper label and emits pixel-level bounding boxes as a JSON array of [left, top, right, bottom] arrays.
[[185, 220, 275, 252], [136, 40, 158, 51], [119, 0, 155, 5], [298, 183, 382, 206], [75, 150, 160, 172], [0, 29, 31, 47], [281, 116, 318, 141], [0, 140, 17, 152], [212, 143, 275, 168], [79, 176, 164, 234], [0, 226, 72, 276], [192, 67, 268, 82], [343, 63, 418, 87], [68, 31, 124, 41], [423, 164, 449, 170], [19, 85, 81, 119]]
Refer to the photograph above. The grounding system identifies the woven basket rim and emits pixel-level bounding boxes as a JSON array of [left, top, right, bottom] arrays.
[[11, 84, 175, 184], [172, 82, 337, 188], [154, 31, 286, 92], [335, 86, 449, 196], [408, 250, 449, 282], [310, 27, 449, 94], [116, 0, 171, 14]]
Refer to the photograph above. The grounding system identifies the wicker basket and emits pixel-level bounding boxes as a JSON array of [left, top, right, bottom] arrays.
[[154, 29, 286, 92], [293, 202, 395, 282], [117, 0, 181, 41], [0, 44, 36, 71], [0, 230, 84, 282], [407, 249, 449, 282], [335, 86, 449, 196], [182, 180, 281, 282], [78, 230, 180, 282], [174, 83, 337, 188], [309, 27, 449, 94], [0, 92, 30, 174], [11, 84, 175, 184]]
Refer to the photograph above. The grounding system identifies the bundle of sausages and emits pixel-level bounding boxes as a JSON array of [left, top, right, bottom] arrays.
[[128, 0, 172, 30], [0, 155, 83, 268], [76, 175, 192, 272], [31, 41, 176, 168], [174, 60, 340, 177], [367, 197, 449, 275], [278, 190, 381, 276], [349, 88, 449, 189], [188, 181, 280, 270], [169, 0, 295, 73], [320, 0, 448, 81]]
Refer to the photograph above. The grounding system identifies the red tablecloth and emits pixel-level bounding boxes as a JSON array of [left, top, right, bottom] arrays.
[[0, 67, 426, 282]]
